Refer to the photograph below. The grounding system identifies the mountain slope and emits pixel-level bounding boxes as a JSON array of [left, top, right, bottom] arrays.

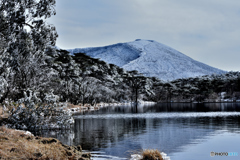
[[68, 39, 225, 81]]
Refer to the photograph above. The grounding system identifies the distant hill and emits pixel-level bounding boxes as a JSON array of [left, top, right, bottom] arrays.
[[68, 39, 226, 81]]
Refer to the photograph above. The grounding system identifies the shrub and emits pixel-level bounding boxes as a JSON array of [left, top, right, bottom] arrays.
[[3, 89, 74, 130], [141, 149, 163, 160]]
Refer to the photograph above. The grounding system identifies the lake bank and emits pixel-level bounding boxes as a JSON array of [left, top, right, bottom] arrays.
[[0, 127, 91, 160], [67, 101, 156, 114]]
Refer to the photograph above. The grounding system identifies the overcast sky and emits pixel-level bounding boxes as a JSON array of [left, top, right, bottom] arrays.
[[48, 0, 240, 71]]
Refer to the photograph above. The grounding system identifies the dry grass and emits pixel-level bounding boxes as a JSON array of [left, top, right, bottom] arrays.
[[0, 126, 91, 160], [141, 149, 163, 160]]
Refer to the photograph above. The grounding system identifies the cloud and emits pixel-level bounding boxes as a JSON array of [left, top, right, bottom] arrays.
[[48, 0, 240, 71]]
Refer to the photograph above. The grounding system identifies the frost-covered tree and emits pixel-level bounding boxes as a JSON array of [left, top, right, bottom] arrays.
[[0, 0, 74, 130], [0, 0, 57, 49], [0, 0, 58, 100], [0, 76, 8, 102]]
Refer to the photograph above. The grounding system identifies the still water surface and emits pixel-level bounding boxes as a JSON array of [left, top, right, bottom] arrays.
[[39, 103, 240, 160]]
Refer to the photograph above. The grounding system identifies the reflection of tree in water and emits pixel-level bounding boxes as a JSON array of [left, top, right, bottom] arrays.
[[150, 103, 240, 112], [36, 103, 240, 158], [80, 103, 240, 115], [73, 118, 147, 150], [73, 115, 240, 153], [35, 114, 240, 159]]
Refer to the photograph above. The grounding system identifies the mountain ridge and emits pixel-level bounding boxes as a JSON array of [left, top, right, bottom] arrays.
[[68, 39, 226, 81]]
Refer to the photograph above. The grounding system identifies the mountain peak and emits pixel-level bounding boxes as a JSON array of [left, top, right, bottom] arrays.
[[68, 40, 225, 81]]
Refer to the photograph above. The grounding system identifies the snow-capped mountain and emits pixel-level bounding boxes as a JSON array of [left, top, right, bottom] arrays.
[[68, 39, 225, 81]]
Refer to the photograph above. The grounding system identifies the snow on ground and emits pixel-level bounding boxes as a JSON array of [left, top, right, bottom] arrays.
[[15, 129, 34, 136]]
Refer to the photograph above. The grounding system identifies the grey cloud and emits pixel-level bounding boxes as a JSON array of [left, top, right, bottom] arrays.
[[49, 0, 240, 71]]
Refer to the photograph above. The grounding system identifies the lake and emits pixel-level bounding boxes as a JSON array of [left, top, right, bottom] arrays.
[[38, 103, 240, 160]]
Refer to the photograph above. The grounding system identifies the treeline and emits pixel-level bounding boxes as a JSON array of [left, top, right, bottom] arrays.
[[152, 71, 240, 102]]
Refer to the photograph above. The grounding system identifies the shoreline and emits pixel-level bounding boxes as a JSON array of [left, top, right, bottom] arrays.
[[67, 101, 157, 114], [67, 100, 240, 115]]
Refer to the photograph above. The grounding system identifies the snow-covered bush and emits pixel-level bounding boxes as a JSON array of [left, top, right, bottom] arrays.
[[0, 76, 8, 99], [5, 89, 74, 130]]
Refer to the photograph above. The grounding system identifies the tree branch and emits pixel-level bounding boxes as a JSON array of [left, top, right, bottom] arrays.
[[23, 22, 34, 29]]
